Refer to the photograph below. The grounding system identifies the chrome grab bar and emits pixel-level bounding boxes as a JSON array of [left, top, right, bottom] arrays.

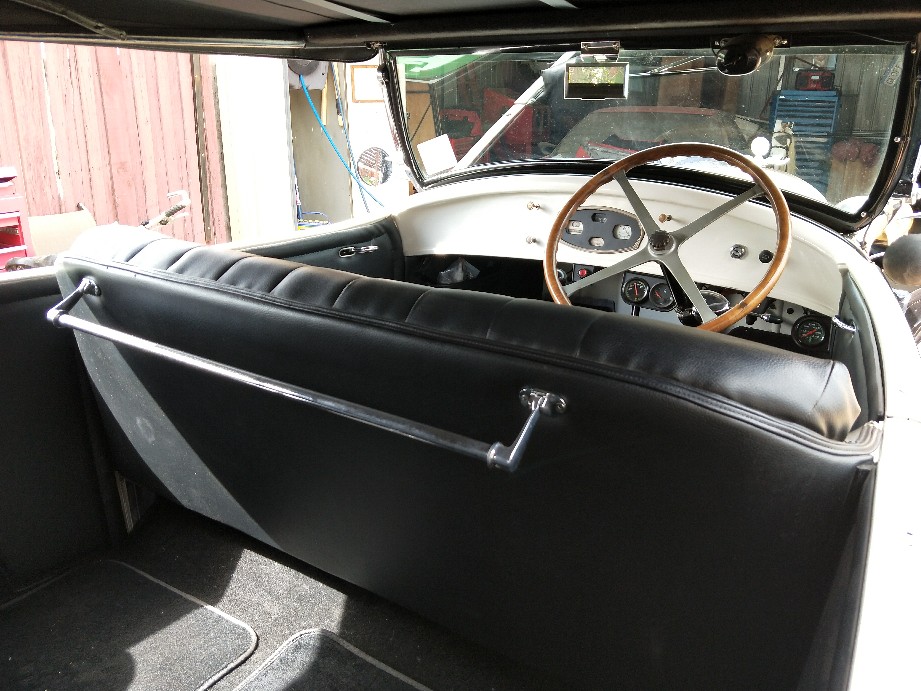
[[48, 278, 567, 473]]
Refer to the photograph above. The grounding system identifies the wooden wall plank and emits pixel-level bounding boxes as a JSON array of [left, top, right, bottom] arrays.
[[162, 54, 188, 240], [118, 47, 148, 223], [73, 45, 116, 224], [44, 43, 90, 213], [140, 48, 171, 228], [0, 44, 26, 197], [129, 49, 161, 225], [175, 53, 205, 243], [3, 40, 246, 245], [96, 47, 144, 225], [64, 44, 93, 211], [154, 51, 189, 238], [192, 55, 213, 243], [199, 55, 230, 243], [2, 42, 60, 216]]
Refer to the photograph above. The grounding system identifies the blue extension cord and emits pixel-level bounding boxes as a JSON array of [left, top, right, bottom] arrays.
[[331, 66, 370, 212], [300, 75, 384, 208]]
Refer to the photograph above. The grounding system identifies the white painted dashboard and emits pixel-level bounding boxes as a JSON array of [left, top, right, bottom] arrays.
[[391, 173, 868, 318]]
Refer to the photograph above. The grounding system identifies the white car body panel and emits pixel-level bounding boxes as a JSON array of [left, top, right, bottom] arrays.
[[394, 174, 855, 316]]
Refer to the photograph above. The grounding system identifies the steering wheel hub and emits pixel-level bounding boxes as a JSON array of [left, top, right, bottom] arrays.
[[648, 231, 675, 255]]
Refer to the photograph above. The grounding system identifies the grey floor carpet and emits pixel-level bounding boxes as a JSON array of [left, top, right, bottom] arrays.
[[234, 629, 429, 691], [116, 501, 563, 690], [0, 559, 256, 690]]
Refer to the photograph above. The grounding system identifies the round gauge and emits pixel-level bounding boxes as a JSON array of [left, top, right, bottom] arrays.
[[613, 224, 633, 240], [649, 282, 674, 310], [622, 277, 649, 304], [793, 317, 827, 348], [700, 289, 730, 316]]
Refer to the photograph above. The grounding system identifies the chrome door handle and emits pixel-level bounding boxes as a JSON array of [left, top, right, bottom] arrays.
[[339, 245, 379, 258]]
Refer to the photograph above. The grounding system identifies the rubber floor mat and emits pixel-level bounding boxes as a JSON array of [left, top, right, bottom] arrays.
[[234, 629, 430, 691], [0, 559, 256, 690]]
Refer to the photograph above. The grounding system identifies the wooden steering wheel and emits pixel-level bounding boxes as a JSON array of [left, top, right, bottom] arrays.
[[543, 143, 791, 332]]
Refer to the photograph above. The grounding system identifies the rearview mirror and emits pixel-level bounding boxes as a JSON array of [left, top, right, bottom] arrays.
[[716, 35, 784, 76], [564, 59, 629, 100]]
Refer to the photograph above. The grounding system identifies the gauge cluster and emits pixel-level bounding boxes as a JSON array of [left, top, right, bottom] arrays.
[[612, 271, 685, 324], [553, 264, 835, 357], [622, 276, 675, 311], [561, 207, 644, 254], [616, 271, 835, 356]]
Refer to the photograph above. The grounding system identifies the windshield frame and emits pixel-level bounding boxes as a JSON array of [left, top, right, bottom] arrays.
[[382, 38, 920, 234]]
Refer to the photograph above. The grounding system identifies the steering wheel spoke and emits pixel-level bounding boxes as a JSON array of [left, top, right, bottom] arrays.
[[658, 254, 718, 322], [544, 143, 791, 332], [674, 184, 764, 242], [613, 170, 662, 236]]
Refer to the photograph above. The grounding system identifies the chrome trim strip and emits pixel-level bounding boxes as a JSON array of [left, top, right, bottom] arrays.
[[8, 0, 125, 40]]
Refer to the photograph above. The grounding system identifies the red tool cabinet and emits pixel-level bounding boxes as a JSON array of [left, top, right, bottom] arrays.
[[0, 168, 32, 271]]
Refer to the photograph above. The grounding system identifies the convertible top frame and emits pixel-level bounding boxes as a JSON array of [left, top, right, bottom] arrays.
[[1, 0, 920, 59]]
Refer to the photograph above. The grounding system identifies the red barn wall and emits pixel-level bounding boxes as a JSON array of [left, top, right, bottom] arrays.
[[0, 42, 229, 244]]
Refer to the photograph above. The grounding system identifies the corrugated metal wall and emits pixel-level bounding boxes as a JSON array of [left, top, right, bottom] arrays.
[[731, 51, 901, 201], [733, 52, 901, 138], [0, 42, 229, 244]]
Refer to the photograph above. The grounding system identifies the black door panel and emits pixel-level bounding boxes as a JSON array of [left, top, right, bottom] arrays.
[[0, 271, 115, 594], [239, 217, 405, 279]]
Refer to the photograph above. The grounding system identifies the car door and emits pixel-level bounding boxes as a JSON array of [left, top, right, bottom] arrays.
[[0, 269, 119, 598]]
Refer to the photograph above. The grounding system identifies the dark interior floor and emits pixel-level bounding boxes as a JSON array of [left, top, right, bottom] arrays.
[[109, 500, 562, 690]]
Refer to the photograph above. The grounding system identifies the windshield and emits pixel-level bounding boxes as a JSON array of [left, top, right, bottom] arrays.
[[394, 45, 906, 207]]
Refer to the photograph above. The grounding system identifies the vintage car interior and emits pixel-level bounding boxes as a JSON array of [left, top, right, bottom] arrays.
[[2, 1, 921, 690]]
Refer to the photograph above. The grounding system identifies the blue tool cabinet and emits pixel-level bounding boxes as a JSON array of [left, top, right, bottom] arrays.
[[770, 90, 839, 194]]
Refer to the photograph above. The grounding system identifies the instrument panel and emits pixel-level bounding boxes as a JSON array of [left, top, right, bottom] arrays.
[[561, 207, 644, 253], [557, 263, 835, 356], [622, 276, 675, 311]]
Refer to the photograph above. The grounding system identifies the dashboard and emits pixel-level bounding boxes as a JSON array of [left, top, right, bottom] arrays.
[[389, 172, 873, 359], [393, 174, 861, 317]]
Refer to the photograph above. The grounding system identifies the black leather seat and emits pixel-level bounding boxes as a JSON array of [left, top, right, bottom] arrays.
[[58, 227, 872, 689]]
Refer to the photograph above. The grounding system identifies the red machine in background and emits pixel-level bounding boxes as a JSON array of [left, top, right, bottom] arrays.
[[483, 87, 536, 158], [441, 89, 548, 162], [794, 69, 836, 91]]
